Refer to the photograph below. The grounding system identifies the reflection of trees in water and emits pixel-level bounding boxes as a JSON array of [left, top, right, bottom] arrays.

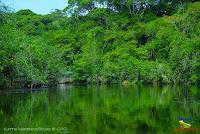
[[0, 85, 199, 133]]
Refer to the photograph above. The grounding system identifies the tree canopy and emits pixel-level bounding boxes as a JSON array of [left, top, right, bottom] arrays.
[[0, 0, 199, 88]]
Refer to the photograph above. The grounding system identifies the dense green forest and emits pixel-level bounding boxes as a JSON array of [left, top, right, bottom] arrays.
[[0, 0, 200, 88]]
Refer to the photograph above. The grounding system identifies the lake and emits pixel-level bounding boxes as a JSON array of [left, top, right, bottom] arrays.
[[0, 85, 199, 134]]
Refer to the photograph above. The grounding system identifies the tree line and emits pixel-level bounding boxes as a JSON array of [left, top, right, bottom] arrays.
[[0, 0, 199, 88]]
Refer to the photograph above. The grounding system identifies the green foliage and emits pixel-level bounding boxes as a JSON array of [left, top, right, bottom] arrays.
[[1, 1, 200, 88], [0, 22, 64, 88], [0, 25, 22, 87], [14, 37, 64, 86], [15, 14, 46, 35], [0, 1, 8, 23], [68, 1, 200, 85], [16, 9, 36, 16]]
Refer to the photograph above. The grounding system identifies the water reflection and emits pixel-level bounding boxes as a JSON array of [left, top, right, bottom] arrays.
[[0, 85, 199, 133]]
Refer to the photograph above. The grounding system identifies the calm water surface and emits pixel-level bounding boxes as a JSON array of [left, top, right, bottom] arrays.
[[0, 85, 199, 134]]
